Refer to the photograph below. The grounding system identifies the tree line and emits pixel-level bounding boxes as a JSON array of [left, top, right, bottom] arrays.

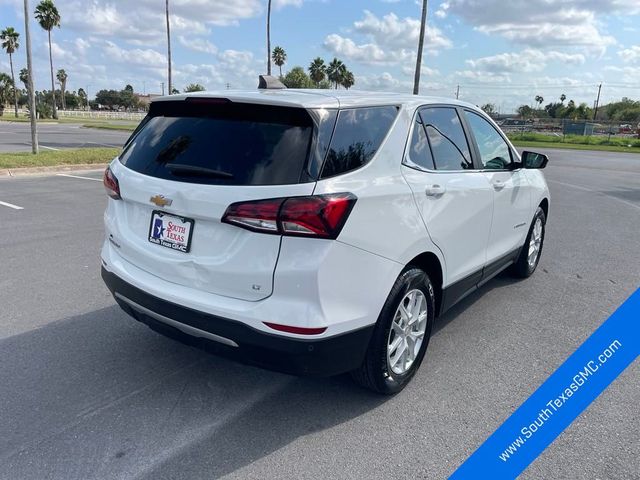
[[270, 46, 355, 89], [511, 94, 640, 122]]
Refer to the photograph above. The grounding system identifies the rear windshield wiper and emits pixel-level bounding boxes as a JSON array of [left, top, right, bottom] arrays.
[[165, 164, 234, 179]]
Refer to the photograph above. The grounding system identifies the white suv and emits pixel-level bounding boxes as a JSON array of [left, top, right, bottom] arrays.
[[101, 82, 550, 394]]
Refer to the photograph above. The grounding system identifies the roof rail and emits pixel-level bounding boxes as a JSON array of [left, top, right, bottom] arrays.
[[258, 75, 287, 90]]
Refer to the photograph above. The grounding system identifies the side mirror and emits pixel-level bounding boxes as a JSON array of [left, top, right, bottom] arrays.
[[521, 151, 549, 169]]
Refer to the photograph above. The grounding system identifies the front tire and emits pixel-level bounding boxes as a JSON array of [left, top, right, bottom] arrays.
[[351, 268, 435, 395], [511, 207, 546, 278]]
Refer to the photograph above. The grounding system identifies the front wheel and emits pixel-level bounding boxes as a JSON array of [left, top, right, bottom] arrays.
[[511, 207, 546, 278], [351, 268, 435, 395]]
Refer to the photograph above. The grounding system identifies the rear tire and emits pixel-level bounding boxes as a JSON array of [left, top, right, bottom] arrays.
[[511, 207, 546, 278], [351, 268, 435, 395]]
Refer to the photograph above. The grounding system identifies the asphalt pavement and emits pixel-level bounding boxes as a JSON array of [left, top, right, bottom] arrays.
[[0, 122, 131, 152], [0, 148, 638, 479]]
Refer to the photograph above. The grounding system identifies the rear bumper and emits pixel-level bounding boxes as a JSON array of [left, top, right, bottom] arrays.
[[102, 267, 374, 377]]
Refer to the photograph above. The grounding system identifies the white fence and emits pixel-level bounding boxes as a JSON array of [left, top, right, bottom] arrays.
[[14, 109, 145, 121], [58, 110, 146, 121]]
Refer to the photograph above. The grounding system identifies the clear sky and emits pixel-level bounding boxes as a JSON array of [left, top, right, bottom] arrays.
[[1, 0, 639, 112]]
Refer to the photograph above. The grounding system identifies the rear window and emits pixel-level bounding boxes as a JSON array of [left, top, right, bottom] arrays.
[[119, 101, 315, 186], [320, 106, 398, 179]]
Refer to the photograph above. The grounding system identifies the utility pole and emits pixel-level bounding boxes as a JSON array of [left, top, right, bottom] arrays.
[[161, 82, 165, 96], [456, 85, 460, 100], [266, 0, 272, 75], [593, 83, 602, 121], [413, 0, 428, 95], [165, 0, 172, 95], [23, 0, 38, 154]]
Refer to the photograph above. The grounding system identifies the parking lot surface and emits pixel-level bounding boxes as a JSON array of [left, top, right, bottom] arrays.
[[0, 149, 638, 479], [0, 122, 131, 152]]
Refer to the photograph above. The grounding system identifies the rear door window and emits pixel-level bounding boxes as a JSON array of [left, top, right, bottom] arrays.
[[420, 107, 473, 171], [119, 101, 314, 186], [406, 118, 435, 170], [320, 106, 398, 178]]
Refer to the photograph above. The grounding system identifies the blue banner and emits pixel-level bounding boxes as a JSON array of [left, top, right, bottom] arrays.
[[450, 288, 640, 479]]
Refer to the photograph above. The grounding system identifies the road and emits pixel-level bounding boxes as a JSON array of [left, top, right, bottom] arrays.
[[0, 148, 638, 479], [0, 122, 131, 152]]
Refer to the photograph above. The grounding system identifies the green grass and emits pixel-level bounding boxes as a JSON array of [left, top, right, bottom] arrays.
[[81, 122, 137, 131], [0, 148, 120, 169], [0, 115, 139, 131], [507, 132, 640, 154], [0, 115, 57, 124]]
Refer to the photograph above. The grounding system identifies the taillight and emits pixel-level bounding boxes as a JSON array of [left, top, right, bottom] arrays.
[[222, 198, 284, 233], [222, 193, 356, 239], [103, 167, 121, 200]]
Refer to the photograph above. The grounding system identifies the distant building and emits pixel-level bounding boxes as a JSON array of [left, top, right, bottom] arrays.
[[135, 93, 162, 110]]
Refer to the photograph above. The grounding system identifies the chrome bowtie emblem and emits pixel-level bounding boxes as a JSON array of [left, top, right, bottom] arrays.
[[150, 195, 173, 207]]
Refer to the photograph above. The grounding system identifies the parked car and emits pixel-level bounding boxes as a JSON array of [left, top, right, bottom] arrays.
[[101, 79, 550, 394]]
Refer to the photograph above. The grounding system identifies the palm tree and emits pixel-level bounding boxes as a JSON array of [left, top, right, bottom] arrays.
[[34, 0, 60, 119], [0, 27, 20, 117], [560, 93, 566, 104], [327, 58, 344, 89], [56, 68, 67, 110], [19, 67, 29, 90], [266, 0, 272, 75], [337, 63, 347, 88], [308, 57, 326, 85], [272, 46, 286, 77], [184, 83, 205, 92], [534, 95, 544, 108], [413, 0, 428, 95], [341, 70, 355, 90], [165, 0, 172, 95], [0, 73, 14, 112], [77, 87, 86, 109]]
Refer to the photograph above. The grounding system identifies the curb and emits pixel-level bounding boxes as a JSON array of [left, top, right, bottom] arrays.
[[0, 163, 108, 178]]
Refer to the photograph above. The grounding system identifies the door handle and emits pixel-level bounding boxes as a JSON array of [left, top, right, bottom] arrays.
[[492, 180, 506, 191], [425, 184, 446, 197]]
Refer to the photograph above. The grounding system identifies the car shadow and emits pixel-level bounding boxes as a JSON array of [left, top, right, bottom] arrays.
[[0, 270, 524, 479], [433, 270, 523, 335]]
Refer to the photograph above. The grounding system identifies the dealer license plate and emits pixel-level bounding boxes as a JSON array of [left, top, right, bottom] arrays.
[[148, 211, 194, 253]]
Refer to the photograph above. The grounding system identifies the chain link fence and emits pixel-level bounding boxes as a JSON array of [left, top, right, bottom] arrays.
[[499, 117, 640, 147]]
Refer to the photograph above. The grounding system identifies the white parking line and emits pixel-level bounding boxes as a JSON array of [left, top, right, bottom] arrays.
[[0, 200, 24, 210], [40, 145, 61, 151], [56, 173, 102, 182]]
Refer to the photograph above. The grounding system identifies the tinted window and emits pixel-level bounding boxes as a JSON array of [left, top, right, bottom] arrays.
[[119, 101, 313, 186], [406, 119, 435, 170], [320, 106, 398, 178], [465, 111, 512, 170], [420, 108, 472, 171], [307, 108, 338, 178]]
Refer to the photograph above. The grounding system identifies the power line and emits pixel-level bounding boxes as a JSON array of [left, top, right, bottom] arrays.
[[451, 83, 640, 90]]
